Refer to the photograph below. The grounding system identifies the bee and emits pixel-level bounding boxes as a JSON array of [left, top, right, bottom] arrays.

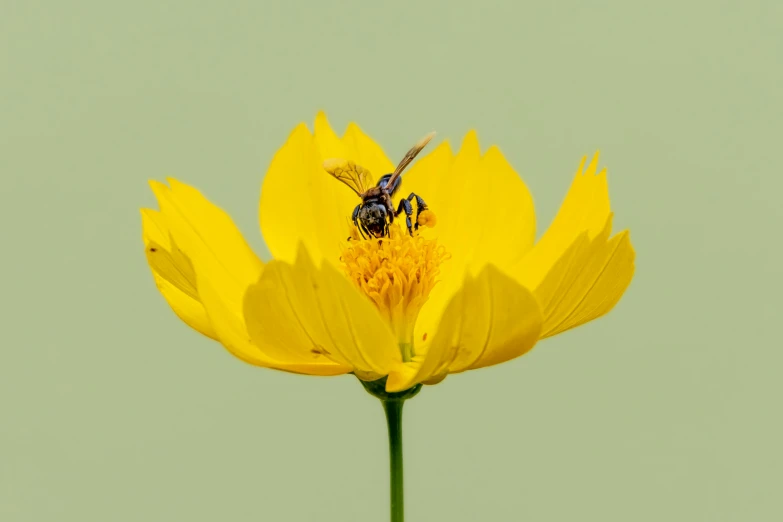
[[323, 131, 435, 239]]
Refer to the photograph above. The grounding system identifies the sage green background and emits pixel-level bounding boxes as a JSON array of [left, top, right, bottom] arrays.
[[2, 1, 781, 521]]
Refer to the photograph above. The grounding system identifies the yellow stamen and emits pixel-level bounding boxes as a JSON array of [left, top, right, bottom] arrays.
[[340, 223, 450, 361]]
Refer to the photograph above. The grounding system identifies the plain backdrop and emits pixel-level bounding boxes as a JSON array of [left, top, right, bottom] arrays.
[[1, 1, 781, 521]]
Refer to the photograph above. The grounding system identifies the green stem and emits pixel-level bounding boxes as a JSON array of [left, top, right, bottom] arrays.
[[359, 377, 420, 522], [383, 399, 405, 522]]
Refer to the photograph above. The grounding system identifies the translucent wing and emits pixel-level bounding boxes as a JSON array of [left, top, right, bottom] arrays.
[[323, 158, 373, 197], [385, 131, 436, 189]]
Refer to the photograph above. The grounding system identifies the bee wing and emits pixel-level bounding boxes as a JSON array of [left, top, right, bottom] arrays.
[[385, 131, 436, 189], [323, 158, 373, 197]]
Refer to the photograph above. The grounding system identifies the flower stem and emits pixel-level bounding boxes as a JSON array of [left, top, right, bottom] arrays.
[[359, 377, 420, 522], [383, 398, 405, 522]]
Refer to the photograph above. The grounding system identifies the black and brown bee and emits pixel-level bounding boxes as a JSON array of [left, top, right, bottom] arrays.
[[323, 132, 435, 239]]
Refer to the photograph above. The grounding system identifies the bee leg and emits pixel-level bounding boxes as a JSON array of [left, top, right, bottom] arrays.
[[383, 194, 395, 223], [350, 205, 363, 240], [406, 193, 429, 230], [395, 198, 414, 235], [352, 205, 361, 228]]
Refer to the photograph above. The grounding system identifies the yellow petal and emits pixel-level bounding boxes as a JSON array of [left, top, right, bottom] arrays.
[[313, 111, 348, 162], [148, 179, 285, 367], [509, 152, 635, 337], [150, 179, 263, 298], [430, 131, 483, 271], [259, 112, 393, 266], [403, 133, 535, 269], [444, 265, 543, 372], [532, 216, 635, 338], [386, 265, 543, 392], [243, 246, 400, 379], [473, 145, 537, 269], [258, 123, 324, 263], [141, 209, 217, 340], [405, 134, 537, 356], [195, 271, 350, 375], [512, 152, 610, 289]]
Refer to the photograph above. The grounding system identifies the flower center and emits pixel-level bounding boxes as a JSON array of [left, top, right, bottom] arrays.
[[340, 222, 450, 361]]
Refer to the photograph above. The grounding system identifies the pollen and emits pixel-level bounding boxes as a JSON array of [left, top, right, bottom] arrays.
[[340, 223, 450, 361], [417, 209, 437, 228]]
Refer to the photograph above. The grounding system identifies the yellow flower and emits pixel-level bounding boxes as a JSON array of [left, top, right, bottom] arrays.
[[141, 112, 635, 393]]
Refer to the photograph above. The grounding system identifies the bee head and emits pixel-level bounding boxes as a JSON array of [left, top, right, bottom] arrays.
[[358, 203, 387, 237]]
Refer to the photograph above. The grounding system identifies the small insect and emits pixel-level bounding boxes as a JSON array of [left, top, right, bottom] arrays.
[[323, 132, 435, 239]]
